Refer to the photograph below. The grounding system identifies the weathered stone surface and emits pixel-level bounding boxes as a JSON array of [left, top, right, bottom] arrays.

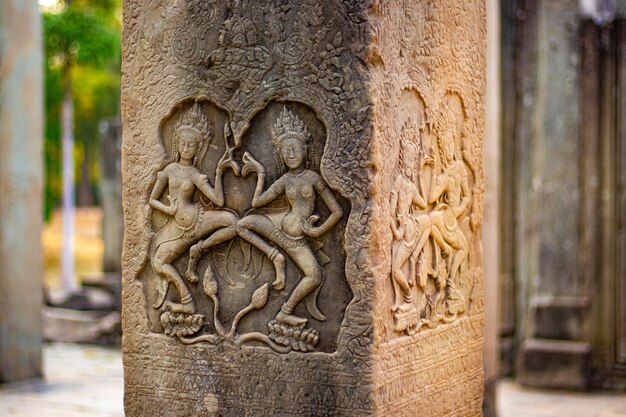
[[122, 1, 485, 415], [0, 0, 44, 383]]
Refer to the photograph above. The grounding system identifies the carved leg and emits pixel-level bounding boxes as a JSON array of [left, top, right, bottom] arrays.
[[187, 226, 238, 285], [436, 223, 468, 288], [413, 216, 432, 288], [392, 243, 413, 306], [153, 255, 195, 315], [448, 247, 467, 287], [279, 245, 325, 324], [186, 244, 203, 284], [236, 215, 286, 290], [186, 211, 238, 285], [430, 224, 453, 256]]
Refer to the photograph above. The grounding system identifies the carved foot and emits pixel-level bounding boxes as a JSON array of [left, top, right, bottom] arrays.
[[392, 304, 420, 335], [276, 308, 307, 327], [186, 268, 200, 284], [445, 287, 465, 316], [272, 278, 285, 291], [163, 300, 195, 315], [394, 301, 414, 313]]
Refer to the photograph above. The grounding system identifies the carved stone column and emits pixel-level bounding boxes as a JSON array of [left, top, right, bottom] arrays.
[[0, 0, 44, 383], [122, 1, 486, 415], [100, 119, 123, 275]]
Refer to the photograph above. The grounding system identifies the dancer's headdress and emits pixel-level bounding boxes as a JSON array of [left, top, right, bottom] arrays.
[[171, 101, 212, 166], [433, 106, 457, 165], [271, 107, 313, 174]]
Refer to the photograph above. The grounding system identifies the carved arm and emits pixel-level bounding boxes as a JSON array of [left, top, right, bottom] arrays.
[[389, 190, 404, 240], [453, 167, 471, 218], [194, 172, 224, 207], [428, 174, 447, 205], [242, 151, 283, 208], [411, 185, 427, 210], [302, 183, 342, 238], [149, 170, 176, 216]]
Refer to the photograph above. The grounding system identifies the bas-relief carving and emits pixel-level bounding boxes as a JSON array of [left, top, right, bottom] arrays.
[[388, 90, 471, 336], [122, 3, 374, 412], [366, 0, 485, 413], [142, 100, 350, 353]]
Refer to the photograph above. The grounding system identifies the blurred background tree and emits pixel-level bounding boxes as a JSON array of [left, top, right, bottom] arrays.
[[43, 0, 121, 220]]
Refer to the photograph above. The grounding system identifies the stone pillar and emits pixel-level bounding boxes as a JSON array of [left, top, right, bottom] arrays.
[[122, 1, 486, 415], [0, 1, 44, 382], [508, 0, 592, 390], [99, 118, 123, 274]]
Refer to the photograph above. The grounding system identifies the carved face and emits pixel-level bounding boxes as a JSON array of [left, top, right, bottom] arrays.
[[280, 136, 306, 170], [403, 141, 417, 177], [441, 130, 455, 163], [177, 128, 200, 161]]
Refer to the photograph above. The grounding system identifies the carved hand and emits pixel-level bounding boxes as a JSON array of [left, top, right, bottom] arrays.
[[165, 196, 178, 216], [423, 146, 436, 167], [392, 221, 404, 240], [301, 215, 322, 238], [241, 151, 264, 177], [218, 148, 240, 176], [423, 155, 435, 167]]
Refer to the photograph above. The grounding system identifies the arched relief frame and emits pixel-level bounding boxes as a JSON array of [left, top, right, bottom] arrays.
[[439, 84, 483, 232], [157, 96, 233, 186], [386, 87, 472, 337], [229, 100, 352, 352], [138, 95, 352, 354], [141, 97, 234, 337], [223, 88, 353, 197]]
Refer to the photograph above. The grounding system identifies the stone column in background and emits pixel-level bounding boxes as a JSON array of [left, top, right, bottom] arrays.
[[0, 1, 44, 382], [122, 1, 486, 415], [507, 0, 593, 390], [99, 118, 123, 275]]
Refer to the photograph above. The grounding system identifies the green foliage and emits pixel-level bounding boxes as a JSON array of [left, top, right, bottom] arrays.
[[42, 0, 121, 220]]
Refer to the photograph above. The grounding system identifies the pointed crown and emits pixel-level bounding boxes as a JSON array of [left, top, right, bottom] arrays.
[[272, 107, 311, 150], [176, 101, 211, 139], [399, 116, 419, 170], [170, 101, 212, 165], [433, 105, 457, 164]]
